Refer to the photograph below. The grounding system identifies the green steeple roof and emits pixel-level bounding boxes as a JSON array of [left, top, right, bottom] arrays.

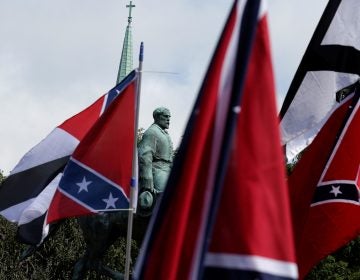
[[116, 1, 135, 84]]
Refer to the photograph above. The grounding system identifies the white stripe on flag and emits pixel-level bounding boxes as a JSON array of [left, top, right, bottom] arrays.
[[18, 173, 61, 225], [205, 253, 298, 279], [321, 0, 360, 50], [0, 198, 36, 222], [281, 71, 358, 160], [12, 127, 79, 174]]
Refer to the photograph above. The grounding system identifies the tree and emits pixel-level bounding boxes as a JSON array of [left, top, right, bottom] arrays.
[[0, 170, 4, 184], [137, 127, 144, 144], [307, 237, 360, 279]]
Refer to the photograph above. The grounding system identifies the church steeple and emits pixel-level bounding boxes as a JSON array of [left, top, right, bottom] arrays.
[[116, 1, 135, 84]]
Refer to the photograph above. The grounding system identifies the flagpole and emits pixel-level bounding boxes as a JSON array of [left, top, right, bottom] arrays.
[[124, 41, 144, 280]]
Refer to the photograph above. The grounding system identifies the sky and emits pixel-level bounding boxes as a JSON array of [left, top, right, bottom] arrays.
[[0, 0, 328, 175]]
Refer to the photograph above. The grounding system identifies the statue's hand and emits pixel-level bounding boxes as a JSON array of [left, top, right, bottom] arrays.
[[140, 178, 154, 192], [144, 186, 155, 193]]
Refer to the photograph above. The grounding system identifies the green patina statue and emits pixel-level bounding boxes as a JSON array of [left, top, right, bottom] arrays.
[[72, 107, 174, 279], [137, 107, 173, 216]]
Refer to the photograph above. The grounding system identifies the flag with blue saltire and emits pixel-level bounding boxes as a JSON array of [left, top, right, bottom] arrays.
[[0, 70, 138, 245], [47, 70, 138, 222], [280, 0, 360, 277], [280, 0, 360, 161], [134, 0, 298, 279], [288, 91, 359, 278]]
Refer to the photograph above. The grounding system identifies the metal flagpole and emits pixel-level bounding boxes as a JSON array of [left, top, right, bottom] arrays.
[[124, 41, 144, 280]]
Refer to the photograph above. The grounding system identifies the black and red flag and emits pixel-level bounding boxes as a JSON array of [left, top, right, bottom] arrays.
[[280, 0, 360, 160], [47, 70, 138, 222], [0, 71, 138, 245], [134, 0, 298, 279], [280, 0, 360, 278], [288, 90, 359, 279]]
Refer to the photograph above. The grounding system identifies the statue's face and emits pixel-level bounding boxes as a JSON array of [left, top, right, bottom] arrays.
[[156, 111, 171, 129]]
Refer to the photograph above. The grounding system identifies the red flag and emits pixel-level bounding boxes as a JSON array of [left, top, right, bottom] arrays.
[[289, 93, 360, 278], [279, 0, 360, 276], [134, 1, 297, 279], [0, 71, 137, 245], [47, 71, 138, 223], [204, 10, 297, 280]]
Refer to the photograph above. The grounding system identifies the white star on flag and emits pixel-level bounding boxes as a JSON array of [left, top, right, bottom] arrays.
[[76, 176, 92, 193], [233, 106, 241, 114], [330, 185, 342, 197], [102, 192, 119, 209]]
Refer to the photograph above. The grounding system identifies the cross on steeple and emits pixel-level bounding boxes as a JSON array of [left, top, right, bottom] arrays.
[[116, 1, 135, 84], [126, 1, 135, 24]]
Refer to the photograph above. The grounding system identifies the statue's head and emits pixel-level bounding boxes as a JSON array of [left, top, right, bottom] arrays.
[[153, 107, 171, 130]]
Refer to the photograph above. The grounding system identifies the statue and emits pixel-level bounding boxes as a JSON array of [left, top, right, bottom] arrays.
[[72, 107, 174, 279], [137, 107, 173, 216]]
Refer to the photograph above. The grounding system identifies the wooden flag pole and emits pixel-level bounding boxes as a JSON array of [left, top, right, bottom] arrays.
[[124, 42, 144, 280]]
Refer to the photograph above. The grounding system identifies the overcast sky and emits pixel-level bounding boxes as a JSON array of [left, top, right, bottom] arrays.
[[0, 0, 328, 175]]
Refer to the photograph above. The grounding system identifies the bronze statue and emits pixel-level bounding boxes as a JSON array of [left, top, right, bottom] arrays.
[[72, 107, 174, 279]]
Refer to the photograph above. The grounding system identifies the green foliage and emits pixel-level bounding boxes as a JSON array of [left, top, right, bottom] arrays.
[[0, 170, 5, 183], [286, 151, 304, 175], [307, 236, 360, 279], [0, 216, 138, 279], [137, 127, 145, 144], [0, 217, 83, 279]]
